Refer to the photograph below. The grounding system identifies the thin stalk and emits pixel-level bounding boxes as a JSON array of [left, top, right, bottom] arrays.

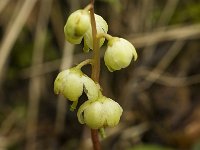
[[90, 0, 101, 150], [76, 59, 93, 70], [96, 33, 113, 41]]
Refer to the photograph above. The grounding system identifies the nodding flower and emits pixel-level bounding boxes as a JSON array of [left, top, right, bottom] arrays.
[[83, 13, 108, 52], [104, 37, 137, 72], [64, 9, 90, 44], [77, 95, 123, 129], [54, 67, 100, 110]]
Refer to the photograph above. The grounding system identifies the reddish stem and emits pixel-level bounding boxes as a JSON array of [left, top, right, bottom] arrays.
[[90, 3, 100, 82], [90, 0, 101, 150], [91, 129, 101, 150]]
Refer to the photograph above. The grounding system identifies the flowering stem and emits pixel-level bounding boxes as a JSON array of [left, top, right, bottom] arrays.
[[90, 0, 101, 150], [70, 101, 78, 111], [96, 33, 113, 41], [76, 59, 93, 70], [90, 2, 100, 82], [84, 4, 92, 11]]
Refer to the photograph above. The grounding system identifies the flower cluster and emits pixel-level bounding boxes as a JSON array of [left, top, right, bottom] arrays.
[[54, 6, 138, 129]]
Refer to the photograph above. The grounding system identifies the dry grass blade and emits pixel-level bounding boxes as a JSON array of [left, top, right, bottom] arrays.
[[119, 40, 184, 108], [142, 0, 179, 65], [138, 69, 200, 87], [137, 40, 185, 91], [0, 0, 38, 86], [0, 0, 11, 14], [26, 0, 53, 149], [130, 24, 200, 48], [157, 0, 180, 27], [19, 52, 90, 78]]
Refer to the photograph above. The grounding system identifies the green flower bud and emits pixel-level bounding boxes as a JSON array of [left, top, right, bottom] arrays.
[[54, 68, 83, 101], [64, 9, 90, 44], [54, 67, 100, 102], [83, 14, 108, 52], [104, 37, 138, 72], [77, 96, 123, 129]]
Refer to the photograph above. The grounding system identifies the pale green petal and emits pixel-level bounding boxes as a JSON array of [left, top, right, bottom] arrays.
[[83, 38, 90, 52], [77, 100, 92, 124], [104, 37, 137, 72], [81, 75, 100, 101], [84, 101, 105, 129], [64, 9, 90, 44], [54, 70, 70, 94], [103, 98, 123, 127], [84, 13, 108, 51], [54, 68, 84, 102], [132, 45, 138, 61], [77, 96, 123, 129], [65, 35, 83, 44], [62, 70, 83, 101]]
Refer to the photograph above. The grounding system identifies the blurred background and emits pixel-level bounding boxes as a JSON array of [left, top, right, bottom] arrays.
[[0, 0, 200, 150]]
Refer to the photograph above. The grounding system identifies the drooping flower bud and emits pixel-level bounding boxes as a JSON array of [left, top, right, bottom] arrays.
[[83, 14, 108, 52], [54, 67, 100, 110], [77, 96, 123, 129], [54, 68, 83, 101], [64, 9, 90, 44], [104, 37, 138, 72]]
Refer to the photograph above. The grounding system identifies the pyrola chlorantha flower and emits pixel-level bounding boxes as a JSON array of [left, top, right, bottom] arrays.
[[64, 9, 90, 44], [77, 96, 123, 129], [83, 13, 108, 52], [54, 67, 100, 102], [104, 37, 137, 72]]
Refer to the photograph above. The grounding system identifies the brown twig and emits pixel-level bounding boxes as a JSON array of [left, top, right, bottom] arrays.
[[90, 0, 101, 150]]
